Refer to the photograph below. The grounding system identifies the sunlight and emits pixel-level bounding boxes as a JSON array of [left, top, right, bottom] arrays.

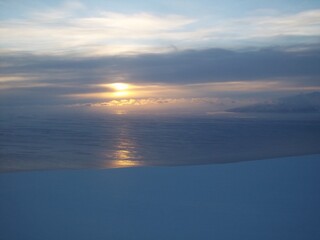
[[107, 82, 131, 98], [110, 159, 142, 168], [109, 148, 142, 167], [110, 83, 130, 91], [113, 91, 130, 97], [104, 124, 143, 168]]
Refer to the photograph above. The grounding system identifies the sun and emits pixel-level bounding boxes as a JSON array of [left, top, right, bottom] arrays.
[[107, 82, 131, 98], [110, 83, 129, 91]]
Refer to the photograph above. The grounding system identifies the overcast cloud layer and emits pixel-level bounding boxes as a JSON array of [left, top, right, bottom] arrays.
[[0, 45, 319, 107]]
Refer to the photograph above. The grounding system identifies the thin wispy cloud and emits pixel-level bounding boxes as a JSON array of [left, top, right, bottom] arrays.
[[222, 9, 320, 38], [0, 2, 195, 54], [0, 2, 319, 55]]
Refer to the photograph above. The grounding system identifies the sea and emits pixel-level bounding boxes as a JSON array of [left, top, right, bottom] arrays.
[[1, 106, 319, 172]]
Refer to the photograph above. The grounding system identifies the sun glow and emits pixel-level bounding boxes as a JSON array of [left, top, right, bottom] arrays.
[[110, 83, 130, 91], [106, 82, 131, 97]]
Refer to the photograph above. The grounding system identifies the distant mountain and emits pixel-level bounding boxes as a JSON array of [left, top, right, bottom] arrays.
[[228, 92, 320, 113]]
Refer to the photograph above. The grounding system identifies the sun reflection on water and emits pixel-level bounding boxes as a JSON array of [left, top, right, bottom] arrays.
[[104, 121, 143, 168]]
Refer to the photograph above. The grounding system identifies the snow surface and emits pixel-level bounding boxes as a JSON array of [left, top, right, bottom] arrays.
[[1, 155, 320, 240]]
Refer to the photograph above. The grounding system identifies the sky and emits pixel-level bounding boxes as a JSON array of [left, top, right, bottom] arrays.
[[1, 0, 320, 114]]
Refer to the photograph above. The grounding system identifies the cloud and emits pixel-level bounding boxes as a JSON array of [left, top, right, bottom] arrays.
[[1, 45, 320, 107], [68, 97, 258, 115], [2, 45, 320, 85], [0, 4, 319, 55], [228, 92, 320, 113], [0, 3, 196, 54], [82, 97, 253, 107], [74, 12, 195, 32], [216, 9, 320, 40]]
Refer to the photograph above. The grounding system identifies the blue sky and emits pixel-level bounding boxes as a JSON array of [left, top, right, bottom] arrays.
[[0, 0, 320, 113], [2, 0, 320, 17]]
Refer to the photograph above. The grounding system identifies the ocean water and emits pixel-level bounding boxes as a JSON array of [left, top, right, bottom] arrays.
[[1, 107, 320, 172]]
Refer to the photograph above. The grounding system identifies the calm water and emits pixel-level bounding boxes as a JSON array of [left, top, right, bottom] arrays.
[[1, 108, 320, 172]]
